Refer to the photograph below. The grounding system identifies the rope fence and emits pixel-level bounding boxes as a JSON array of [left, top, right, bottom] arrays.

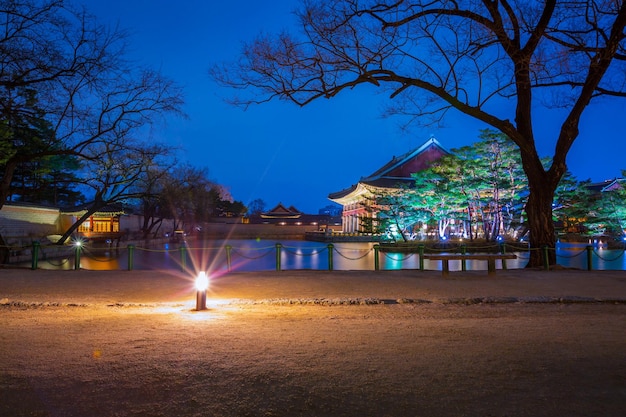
[[2, 240, 625, 273]]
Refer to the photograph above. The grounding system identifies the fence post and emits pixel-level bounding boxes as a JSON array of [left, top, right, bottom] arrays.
[[275, 243, 282, 271], [418, 244, 425, 271], [500, 243, 507, 270], [31, 241, 40, 270], [127, 244, 135, 271], [180, 245, 187, 272], [460, 244, 467, 271], [226, 245, 232, 272], [586, 245, 593, 271], [74, 243, 81, 270], [374, 244, 380, 271], [542, 246, 550, 271], [327, 244, 334, 271]]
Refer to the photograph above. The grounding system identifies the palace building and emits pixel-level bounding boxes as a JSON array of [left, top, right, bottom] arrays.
[[328, 137, 450, 233]]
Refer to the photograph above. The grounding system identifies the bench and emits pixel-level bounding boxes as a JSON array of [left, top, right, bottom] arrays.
[[422, 253, 518, 276]]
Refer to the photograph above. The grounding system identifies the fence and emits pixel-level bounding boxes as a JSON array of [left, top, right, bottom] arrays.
[[2, 240, 625, 272]]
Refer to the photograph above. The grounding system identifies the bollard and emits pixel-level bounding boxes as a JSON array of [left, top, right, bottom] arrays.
[[374, 244, 380, 271], [127, 244, 135, 271], [195, 272, 208, 311], [418, 244, 425, 271], [196, 289, 207, 311], [327, 244, 334, 271], [31, 241, 40, 270], [500, 243, 507, 270], [542, 246, 550, 271], [460, 244, 467, 271], [586, 245, 593, 271], [275, 243, 282, 271], [180, 246, 187, 272], [74, 243, 81, 270], [225, 245, 232, 272]]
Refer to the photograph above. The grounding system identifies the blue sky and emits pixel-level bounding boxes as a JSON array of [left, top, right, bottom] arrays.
[[84, 0, 626, 214]]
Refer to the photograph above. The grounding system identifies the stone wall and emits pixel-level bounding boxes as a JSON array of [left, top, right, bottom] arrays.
[[198, 223, 324, 240], [0, 203, 343, 246], [0, 204, 61, 245]]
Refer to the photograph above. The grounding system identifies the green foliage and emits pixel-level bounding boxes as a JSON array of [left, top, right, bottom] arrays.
[[369, 186, 430, 240], [408, 130, 529, 241], [10, 154, 85, 207], [582, 175, 626, 238], [373, 129, 596, 241], [0, 88, 85, 206]]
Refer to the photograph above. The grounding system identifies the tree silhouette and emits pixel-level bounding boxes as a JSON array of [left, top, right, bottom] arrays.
[[0, 0, 183, 257], [214, 0, 626, 267]]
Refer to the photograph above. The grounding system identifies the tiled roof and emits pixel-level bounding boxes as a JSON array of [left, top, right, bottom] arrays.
[[328, 137, 449, 201], [261, 203, 302, 218], [587, 178, 624, 193], [61, 202, 126, 216], [362, 137, 450, 180]]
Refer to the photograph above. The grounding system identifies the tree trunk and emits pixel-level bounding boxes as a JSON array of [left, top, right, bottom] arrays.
[[525, 181, 557, 268], [0, 233, 9, 264], [143, 218, 163, 239], [466, 205, 474, 241], [57, 210, 95, 245], [0, 160, 18, 209], [0, 162, 19, 263], [57, 198, 106, 245]]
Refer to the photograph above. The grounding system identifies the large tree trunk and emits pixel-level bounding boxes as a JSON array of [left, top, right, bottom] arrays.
[[0, 233, 9, 264], [525, 176, 558, 268], [0, 160, 18, 210], [0, 161, 19, 263]]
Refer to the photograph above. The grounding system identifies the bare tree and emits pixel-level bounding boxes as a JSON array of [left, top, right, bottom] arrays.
[[0, 0, 183, 205], [56, 139, 173, 244], [213, 0, 626, 267], [0, 0, 183, 257]]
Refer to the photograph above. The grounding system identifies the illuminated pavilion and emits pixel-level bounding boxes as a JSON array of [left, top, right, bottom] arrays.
[[328, 137, 450, 233]]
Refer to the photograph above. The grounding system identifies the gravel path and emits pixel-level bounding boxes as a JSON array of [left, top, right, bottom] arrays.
[[1, 268, 625, 417]]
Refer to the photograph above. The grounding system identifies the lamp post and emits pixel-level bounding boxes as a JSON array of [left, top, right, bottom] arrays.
[[74, 240, 82, 270], [195, 271, 209, 311]]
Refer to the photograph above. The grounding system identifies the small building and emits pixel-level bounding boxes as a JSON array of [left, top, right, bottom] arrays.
[[248, 203, 339, 228], [60, 203, 126, 243], [328, 137, 450, 233]]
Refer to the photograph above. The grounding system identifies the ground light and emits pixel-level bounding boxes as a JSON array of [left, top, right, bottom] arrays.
[[195, 271, 209, 311], [73, 238, 83, 270]]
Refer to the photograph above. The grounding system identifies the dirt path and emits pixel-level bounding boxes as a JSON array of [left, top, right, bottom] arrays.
[[1, 269, 625, 416]]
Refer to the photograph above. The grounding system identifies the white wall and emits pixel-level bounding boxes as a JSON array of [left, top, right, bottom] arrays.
[[0, 204, 60, 243]]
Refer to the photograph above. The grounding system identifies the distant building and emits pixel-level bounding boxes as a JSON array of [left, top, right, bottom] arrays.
[[587, 178, 624, 193], [260, 203, 302, 220], [328, 137, 450, 233], [248, 202, 339, 227]]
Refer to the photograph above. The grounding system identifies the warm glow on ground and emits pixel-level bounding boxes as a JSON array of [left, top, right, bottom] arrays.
[[149, 299, 238, 320]]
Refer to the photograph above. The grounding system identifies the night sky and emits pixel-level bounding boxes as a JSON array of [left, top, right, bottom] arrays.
[[84, 0, 626, 214]]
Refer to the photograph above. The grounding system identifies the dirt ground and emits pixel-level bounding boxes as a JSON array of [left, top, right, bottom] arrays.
[[1, 268, 625, 417]]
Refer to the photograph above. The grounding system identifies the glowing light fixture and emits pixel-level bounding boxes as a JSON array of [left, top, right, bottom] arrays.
[[195, 272, 209, 311]]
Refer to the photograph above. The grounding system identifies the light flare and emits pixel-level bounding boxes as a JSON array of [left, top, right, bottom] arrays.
[[195, 271, 209, 291]]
